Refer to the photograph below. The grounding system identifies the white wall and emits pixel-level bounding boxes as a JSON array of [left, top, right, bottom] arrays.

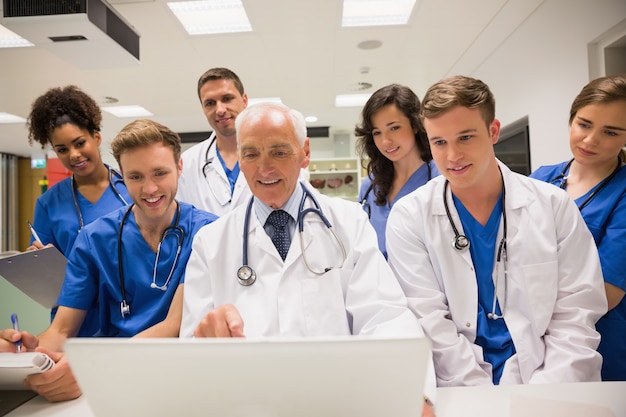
[[471, 0, 626, 170]]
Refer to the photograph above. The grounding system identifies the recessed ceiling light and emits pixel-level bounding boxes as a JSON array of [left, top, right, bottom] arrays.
[[167, 0, 252, 35], [357, 41, 382, 50], [99, 96, 120, 105], [342, 0, 417, 27], [102, 105, 153, 118], [305, 116, 318, 123], [0, 24, 34, 48], [335, 94, 372, 108], [0, 112, 26, 124], [347, 82, 373, 92]]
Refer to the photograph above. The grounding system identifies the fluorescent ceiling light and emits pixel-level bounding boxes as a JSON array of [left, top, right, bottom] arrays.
[[342, 0, 417, 27], [248, 97, 283, 105], [0, 112, 26, 124], [335, 93, 372, 107], [0, 25, 34, 48], [305, 116, 318, 123], [102, 105, 153, 118], [167, 0, 252, 35]]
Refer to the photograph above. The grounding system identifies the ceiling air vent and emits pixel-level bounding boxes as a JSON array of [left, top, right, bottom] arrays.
[[2, 0, 140, 68]]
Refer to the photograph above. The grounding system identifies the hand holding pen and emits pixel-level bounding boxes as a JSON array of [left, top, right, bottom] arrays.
[[26, 220, 46, 251], [0, 314, 38, 353], [11, 314, 22, 353]]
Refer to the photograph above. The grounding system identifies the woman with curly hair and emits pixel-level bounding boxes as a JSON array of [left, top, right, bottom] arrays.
[[27, 85, 131, 336], [355, 84, 439, 259]]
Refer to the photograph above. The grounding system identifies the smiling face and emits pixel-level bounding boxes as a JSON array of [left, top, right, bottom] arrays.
[[238, 109, 310, 209], [569, 101, 626, 169], [199, 78, 248, 139], [371, 104, 419, 163], [49, 123, 103, 178], [119, 142, 182, 227], [424, 105, 500, 194]]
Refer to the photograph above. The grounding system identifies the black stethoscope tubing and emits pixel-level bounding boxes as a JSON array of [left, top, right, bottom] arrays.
[[118, 201, 184, 318], [443, 167, 508, 320], [237, 183, 345, 286], [361, 161, 432, 219], [549, 157, 621, 212], [201, 136, 217, 179], [71, 165, 129, 231], [443, 169, 508, 253]]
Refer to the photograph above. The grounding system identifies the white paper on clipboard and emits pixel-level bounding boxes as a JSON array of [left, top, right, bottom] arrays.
[[0, 247, 66, 308]]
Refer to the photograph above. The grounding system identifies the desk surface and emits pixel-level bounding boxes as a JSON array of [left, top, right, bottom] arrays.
[[7, 381, 626, 417]]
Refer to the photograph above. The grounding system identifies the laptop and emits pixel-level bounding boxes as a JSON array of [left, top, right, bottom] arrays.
[[64, 336, 430, 417]]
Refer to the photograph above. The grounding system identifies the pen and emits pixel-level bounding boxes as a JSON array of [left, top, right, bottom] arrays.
[[10, 314, 22, 353], [27, 220, 42, 244]]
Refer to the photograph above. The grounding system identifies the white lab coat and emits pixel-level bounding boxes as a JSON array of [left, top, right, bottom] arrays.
[[176, 133, 251, 216], [181, 182, 422, 338], [182, 182, 437, 401], [387, 161, 607, 386]]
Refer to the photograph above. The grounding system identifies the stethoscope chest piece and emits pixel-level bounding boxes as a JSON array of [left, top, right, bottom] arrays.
[[237, 265, 256, 286], [453, 235, 470, 251]]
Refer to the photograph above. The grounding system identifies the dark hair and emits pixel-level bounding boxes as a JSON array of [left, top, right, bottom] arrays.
[[570, 74, 626, 162], [355, 84, 431, 206], [197, 67, 244, 100], [27, 85, 102, 149], [569, 74, 626, 125], [421, 75, 495, 129], [111, 119, 182, 167]]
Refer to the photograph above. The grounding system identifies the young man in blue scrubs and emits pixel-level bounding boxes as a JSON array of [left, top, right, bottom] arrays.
[[0, 120, 217, 402], [386, 75, 607, 386]]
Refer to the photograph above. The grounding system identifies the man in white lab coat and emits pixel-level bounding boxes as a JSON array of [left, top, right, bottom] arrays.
[[181, 102, 435, 416], [386, 75, 607, 386], [176, 67, 251, 216]]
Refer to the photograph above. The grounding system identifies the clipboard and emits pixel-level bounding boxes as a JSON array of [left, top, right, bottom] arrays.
[[0, 352, 55, 390], [0, 247, 67, 309]]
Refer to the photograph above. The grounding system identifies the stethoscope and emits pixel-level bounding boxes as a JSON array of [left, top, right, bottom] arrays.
[[361, 161, 432, 218], [118, 201, 184, 318], [71, 165, 129, 231], [200, 136, 217, 179], [237, 183, 347, 286], [549, 157, 621, 211], [443, 168, 508, 320]]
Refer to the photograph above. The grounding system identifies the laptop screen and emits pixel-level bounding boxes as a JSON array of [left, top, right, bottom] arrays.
[[64, 336, 430, 417]]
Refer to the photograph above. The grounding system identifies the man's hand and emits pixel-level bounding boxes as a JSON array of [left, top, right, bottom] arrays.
[[0, 329, 38, 352], [194, 304, 245, 338], [25, 347, 82, 402]]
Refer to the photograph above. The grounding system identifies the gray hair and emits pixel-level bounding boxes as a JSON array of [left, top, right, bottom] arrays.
[[235, 102, 307, 146]]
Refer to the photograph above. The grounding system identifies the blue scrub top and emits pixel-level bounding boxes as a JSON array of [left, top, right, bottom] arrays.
[[57, 202, 217, 337], [31, 169, 131, 336], [32, 171, 130, 255], [455, 194, 516, 384], [531, 162, 626, 380], [358, 161, 439, 259], [216, 145, 240, 195]]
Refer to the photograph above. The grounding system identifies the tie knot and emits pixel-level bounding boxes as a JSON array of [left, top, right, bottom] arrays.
[[266, 210, 290, 228]]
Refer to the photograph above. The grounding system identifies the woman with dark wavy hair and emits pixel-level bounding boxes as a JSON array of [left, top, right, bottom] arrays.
[[530, 74, 626, 380], [355, 84, 439, 258]]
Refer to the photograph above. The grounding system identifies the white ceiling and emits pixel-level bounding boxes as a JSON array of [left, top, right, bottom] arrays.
[[0, 0, 545, 158]]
